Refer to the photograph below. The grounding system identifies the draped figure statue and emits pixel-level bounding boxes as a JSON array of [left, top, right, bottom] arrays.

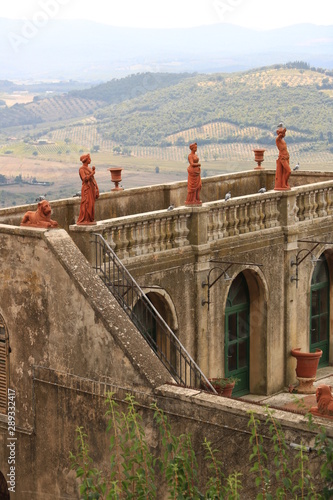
[[77, 154, 99, 225], [274, 125, 291, 190], [185, 142, 202, 205]]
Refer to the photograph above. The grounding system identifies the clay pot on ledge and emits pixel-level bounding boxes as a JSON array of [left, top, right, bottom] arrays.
[[108, 167, 123, 191], [205, 377, 239, 397], [291, 347, 322, 394], [252, 148, 266, 170]]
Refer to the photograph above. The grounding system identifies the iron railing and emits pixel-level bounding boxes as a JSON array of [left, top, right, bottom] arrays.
[[92, 233, 216, 393]]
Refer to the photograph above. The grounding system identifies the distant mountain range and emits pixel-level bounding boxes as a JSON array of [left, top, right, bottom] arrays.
[[0, 19, 332, 81]]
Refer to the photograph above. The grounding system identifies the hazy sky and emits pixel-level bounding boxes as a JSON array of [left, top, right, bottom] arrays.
[[1, 0, 333, 30]]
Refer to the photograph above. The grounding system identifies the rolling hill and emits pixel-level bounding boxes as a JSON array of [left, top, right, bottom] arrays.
[[1, 64, 333, 167]]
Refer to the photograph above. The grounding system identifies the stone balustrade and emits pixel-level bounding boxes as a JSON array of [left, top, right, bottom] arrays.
[[295, 183, 333, 222], [68, 180, 333, 264], [95, 210, 191, 260], [206, 193, 281, 241], [3, 169, 333, 232]]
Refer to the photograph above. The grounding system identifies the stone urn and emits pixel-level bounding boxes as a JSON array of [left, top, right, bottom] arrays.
[[291, 348, 322, 393], [253, 148, 266, 170], [108, 168, 123, 191]]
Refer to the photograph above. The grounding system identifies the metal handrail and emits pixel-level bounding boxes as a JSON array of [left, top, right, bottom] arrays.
[[92, 233, 216, 393]]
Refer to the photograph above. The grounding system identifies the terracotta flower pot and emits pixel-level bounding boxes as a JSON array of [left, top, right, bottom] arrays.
[[208, 378, 236, 397], [291, 348, 322, 378]]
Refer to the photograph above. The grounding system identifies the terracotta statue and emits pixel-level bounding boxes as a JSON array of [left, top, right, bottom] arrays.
[[310, 384, 333, 419], [21, 200, 58, 228], [185, 142, 202, 205], [274, 124, 291, 190], [77, 154, 99, 225]]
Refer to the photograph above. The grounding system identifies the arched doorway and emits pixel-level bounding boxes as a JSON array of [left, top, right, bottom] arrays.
[[310, 255, 329, 367], [133, 291, 177, 371], [225, 273, 250, 396], [0, 471, 10, 499]]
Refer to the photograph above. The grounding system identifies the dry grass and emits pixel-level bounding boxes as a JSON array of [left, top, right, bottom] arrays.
[[0, 92, 35, 107]]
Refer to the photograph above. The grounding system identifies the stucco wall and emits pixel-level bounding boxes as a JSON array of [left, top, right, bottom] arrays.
[[0, 225, 172, 497], [1, 377, 329, 499]]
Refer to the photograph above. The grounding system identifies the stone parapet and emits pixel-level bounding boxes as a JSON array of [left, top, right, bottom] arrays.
[[68, 177, 333, 264], [1, 169, 333, 231]]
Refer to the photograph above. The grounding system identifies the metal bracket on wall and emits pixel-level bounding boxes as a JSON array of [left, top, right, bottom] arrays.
[[290, 239, 333, 288], [201, 260, 262, 310]]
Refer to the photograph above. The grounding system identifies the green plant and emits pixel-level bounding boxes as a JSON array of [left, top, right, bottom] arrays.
[[307, 412, 333, 499], [70, 393, 332, 499], [210, 376, 240, 389]]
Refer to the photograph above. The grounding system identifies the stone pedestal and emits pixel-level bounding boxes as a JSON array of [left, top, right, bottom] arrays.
[[296, 376, 316, 394]]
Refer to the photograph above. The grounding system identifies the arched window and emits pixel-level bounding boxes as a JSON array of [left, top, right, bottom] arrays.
[[133, 293, 176, 371], [0, 314, 9, 414], [225, 273, 250, 396], [310, 256, 329, 367]]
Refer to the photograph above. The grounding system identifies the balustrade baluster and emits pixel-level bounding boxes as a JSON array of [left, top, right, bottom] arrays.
[[317, 189, 327, 217], [180, 214, 190, 246], [259, 201, 266, 229], [119, 224, 130, 258], [213, 209, 220, 240], [160, 218, 167, 250], [327, 188, 333, 215], [249, 202, 260, 231], [135, 222, 144, 255], [263, 199, 272, 228], [147, 220, 156, 253], [166, 217, 173, 249], [228, 205, 239, 236], [153, 218, 162, 252], [272, 198, 281, 226], [105, 228, 116, 252], [111, 226, 121, 257], [207, 211, 214, 242], [309, 191, 318, 218], [297, 193, 305, 221], [141, 221, 150, 254], [238, 203, 249, 234], [218, 207, 228, 237], [128, 223, 140, 256]]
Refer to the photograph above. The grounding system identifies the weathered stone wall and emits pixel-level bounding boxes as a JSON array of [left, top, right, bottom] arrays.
[[2, 376, 329, 499], [0, 226, 172, 498]]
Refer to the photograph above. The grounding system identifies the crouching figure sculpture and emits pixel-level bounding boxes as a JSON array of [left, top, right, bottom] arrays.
[[21, 200, 59, 228], [310, 384, 333, 419]]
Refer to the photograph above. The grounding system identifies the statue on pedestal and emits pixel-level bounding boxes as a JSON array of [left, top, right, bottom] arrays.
[[77, 154, 99, 225], [274, 124, 291, 190], [185, 142, 202, 205]]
